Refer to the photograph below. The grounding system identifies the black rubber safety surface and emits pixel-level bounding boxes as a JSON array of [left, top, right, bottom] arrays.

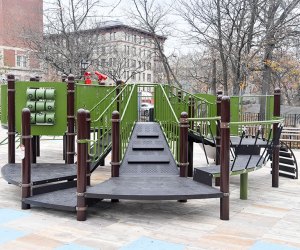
[[1, 163, 77, 186]]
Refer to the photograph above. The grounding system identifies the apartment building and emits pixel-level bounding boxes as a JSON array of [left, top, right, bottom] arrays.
[[0, 0, 43, 81], [86, 21, 166, 85]]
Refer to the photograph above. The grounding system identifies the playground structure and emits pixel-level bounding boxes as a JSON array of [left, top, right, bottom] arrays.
[[0, 74, 297, 221]]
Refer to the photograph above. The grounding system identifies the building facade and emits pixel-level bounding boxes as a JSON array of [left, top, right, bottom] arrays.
[[90, 21, 166, 85], [0, 0, 43, 81]]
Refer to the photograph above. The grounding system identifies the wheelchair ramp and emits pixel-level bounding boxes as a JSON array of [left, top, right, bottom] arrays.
[[86, 122, 222, 200]]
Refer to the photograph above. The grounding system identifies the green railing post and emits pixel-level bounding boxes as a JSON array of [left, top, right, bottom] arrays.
[[77, 109, 87, 221], [86, 111, 91, 186], [21, 108, 31, 210], [272, 88, 281, 188], [188, 97, 195, 177], [215, 92, 222, 186], [220, 96, 230, 221]]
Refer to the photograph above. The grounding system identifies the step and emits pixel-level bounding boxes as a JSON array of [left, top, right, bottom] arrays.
[[137, 133, 159, 138], [271, 170, 296, 179], [132, 144, 164, 150], [279, 151, 292, 158], [127, 155, 170, 164], [279, 156, 295, 165], [279, 163, 296, 173]]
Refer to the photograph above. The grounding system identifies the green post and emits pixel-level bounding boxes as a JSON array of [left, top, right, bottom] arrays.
[[240, 173, 248, 200]]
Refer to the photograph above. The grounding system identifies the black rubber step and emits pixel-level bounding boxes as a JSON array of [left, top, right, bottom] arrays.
[[132, 145, 164, 150], [279, 163, 296, 173], [279, 172, 297, 179], [279, 156, 295, 165], [279, 151, 292, 158], [280, 147, 288, 152], [137, 133, 159, 138], [127, 155, 170, 164]]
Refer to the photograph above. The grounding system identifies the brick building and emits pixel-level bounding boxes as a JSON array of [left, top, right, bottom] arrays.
[[0, 0, 43, 81]]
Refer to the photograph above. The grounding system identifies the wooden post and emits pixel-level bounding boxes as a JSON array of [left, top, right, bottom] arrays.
[[179, 112, 189, 177], [188, 97, 195, 177], [21, 108, 31, 210], [220, 96, 230, 220], [86, 111, 91, 186], [215, 91, 222, 186], [7, 74, 16, 164], [29, 76, 39, 163], [111, 111, 120, 177], [77, 109, 87, 221], [67, 74, 75, 164], [272, 88, 281, 188]]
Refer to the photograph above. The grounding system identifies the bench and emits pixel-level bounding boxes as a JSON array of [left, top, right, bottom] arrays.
[[280, 127, 300, 148]]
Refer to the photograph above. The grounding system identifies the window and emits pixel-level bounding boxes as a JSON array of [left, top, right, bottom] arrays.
[[143, 62, 146, 70], [134, 35, 137, 43], [109, 58, 112, 66], [132, 47, 136, 56], [132, 60, 136, 68], [127, 46, 130, 55], [127, 59, 130, 67], [147, 74, 151, 82], [124, 45, 126, 53], [138, 61, 141, 68], [102, 46, 106, 53], [143, 73, 145, 81], [139, 48, 142, 56], [16, 55, 27, 68], [138, 73, 141, 81], [147, 62, 151, 70], [131, 73, 135, 80]]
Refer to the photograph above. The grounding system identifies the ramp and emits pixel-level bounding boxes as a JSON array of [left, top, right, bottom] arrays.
[[86, 122, 223, 200]]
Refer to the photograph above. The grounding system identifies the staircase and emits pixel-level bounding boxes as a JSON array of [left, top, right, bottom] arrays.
[[271, 142, 298, 179]]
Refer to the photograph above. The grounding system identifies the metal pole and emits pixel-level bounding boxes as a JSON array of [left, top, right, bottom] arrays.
[[188, 97, 195, 177], [7, 74, 16, 164], [21, 108, 31, 210], [111, 111, 120, 177], [179, 112, 189, 177], [272, 88, 281, 188], [67, 74, 75, 164], [86, 111, 91, 186], [116, 80, 123, 112], [77, 109, 87, 221], [220, 96, 230, 220], [215, 91, 222, 186]]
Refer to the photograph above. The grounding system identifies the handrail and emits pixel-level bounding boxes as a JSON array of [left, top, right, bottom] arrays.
[[94, 85, 129, 123], [230, 118, 284, 126], [160, 85, 179, 123], [90, 85, 118, 113], [188, 116, 221, 121]]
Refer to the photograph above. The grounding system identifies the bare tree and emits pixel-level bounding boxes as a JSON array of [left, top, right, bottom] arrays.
[[24, 0, 102, 76], [93, 47, 147, 83], [128, 0, 182, 87]]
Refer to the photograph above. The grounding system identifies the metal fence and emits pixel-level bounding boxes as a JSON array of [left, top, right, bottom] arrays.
[[241, 113, 300, 148]]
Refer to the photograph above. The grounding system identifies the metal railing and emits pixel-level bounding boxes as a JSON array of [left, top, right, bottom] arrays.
[[88, 84, 135, 163]]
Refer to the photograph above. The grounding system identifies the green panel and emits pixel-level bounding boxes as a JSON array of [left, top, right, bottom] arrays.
[[75, 84, 116, 114], [1, 84, 8, 126], [15, 82, 67, 136], [230, 96, 239, 135], [195, 93, 216, 114]]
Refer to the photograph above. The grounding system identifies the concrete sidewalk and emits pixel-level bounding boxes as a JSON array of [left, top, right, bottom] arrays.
[[0, 127, 300, 250]]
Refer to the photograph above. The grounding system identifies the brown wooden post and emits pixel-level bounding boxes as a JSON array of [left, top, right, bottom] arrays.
[[179, 112, 189, 177], [215, 91, 223, 186], [111, 111, 120, 177], [86, 111, 91, 186], [220, 96, 230, 220], [67, 74, 75, 164], [21, 108, 31, 210], [7, 74, 16, 164], [77, 109, 87, 221], [29, 76, 39, 163], [188, 97, 195, 177], [272, 88, 281, 188]]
